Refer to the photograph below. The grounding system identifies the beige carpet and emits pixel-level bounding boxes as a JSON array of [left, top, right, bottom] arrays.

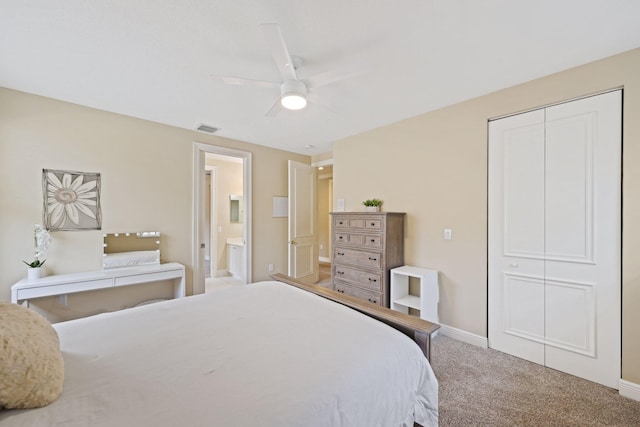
[[431, 335, 640, 426]]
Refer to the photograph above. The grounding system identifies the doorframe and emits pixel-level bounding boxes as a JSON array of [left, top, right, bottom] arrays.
[[205, 165, 217, 278], [193, 142, 252, 294]]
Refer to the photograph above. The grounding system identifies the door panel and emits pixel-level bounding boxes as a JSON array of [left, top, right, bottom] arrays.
[[544, 278, 595, 356], [503, 273, 545, 344], [503, 120, 545, 259], [543, 91, 621, 388], [288, 161, 318, 282], [489, 109, 546, 364], [545, 112, 594, 263]]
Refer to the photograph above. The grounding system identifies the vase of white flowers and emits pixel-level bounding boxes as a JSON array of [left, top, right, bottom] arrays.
[[23, 224, 51, 281]]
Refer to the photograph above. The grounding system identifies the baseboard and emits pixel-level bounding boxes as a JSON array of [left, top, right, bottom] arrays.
[[438, 323, 488, 348], [319, 257, 331, 263], [619, 379, 640, 401]]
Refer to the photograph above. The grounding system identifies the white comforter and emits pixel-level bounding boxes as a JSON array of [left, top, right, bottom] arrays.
[[1, 281, 438, 426]]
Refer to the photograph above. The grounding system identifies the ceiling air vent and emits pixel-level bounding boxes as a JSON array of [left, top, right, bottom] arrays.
[[196, 124, 218, 134]]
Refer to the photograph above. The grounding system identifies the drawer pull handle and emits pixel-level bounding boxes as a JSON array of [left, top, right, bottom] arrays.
[[337, 271, 344, 275], [370, 239, 375, 243], [338, 221, 343, 225], [368, 257, 377, 261], [338, 236, 343, 239], [337, 252, 345, 256], [368, 278, 377, 282], [371, 223, 375, 226]]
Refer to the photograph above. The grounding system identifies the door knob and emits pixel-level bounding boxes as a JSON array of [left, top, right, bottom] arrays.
[[289, 240, 297, 245]]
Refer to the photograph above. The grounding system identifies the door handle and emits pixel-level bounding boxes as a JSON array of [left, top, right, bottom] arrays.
[[289, 240, 297, 245]]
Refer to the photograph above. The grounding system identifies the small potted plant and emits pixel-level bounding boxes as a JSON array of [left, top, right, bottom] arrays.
[[23, 224, 51, 280], [362, 198, 383, 212]]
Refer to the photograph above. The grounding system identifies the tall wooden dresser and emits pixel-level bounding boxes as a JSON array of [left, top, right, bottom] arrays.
[[330, 212, 405, 307]]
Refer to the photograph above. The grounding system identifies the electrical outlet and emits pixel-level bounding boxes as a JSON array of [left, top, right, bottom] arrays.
[[268, 263, 274, 272], [58, 294, 67, 306], [444, 228, 452, 240], [319, 244, 324, 250]]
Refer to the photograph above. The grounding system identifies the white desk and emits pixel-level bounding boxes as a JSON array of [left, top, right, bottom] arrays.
[[390, 265, 439, 324], [12, 262, 185, 306]]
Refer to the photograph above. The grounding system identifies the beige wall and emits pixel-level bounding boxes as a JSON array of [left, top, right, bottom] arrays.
[[333, 48, 640, 384], [0, 87, 309, 314]]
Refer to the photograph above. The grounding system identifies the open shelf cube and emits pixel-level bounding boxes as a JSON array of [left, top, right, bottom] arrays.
[[390, 266, 439, 324]]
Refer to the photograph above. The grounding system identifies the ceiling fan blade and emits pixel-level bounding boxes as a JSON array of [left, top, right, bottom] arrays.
[[307, 68, 369, 89], [210, 75, 279, 89], [260, 23, 297, 81], [265, 98, 283, 117]]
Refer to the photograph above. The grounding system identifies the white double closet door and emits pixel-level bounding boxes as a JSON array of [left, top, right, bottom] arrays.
[[488, 90, 621, 388]]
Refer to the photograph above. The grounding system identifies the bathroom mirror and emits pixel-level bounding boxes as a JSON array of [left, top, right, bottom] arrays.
[[230, 195, 243, 223], [102, 231, 161, 269]]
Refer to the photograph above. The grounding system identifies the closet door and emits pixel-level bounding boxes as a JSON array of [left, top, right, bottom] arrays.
[[488, 90, 621, 388], [488, 109, 546, 365]]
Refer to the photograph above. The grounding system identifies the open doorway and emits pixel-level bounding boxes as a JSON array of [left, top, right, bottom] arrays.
[[193, 143, 252, 295], [314, 160, 332, 288], [204, 154, 244, 291]]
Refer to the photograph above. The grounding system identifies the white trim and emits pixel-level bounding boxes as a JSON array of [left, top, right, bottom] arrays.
[[619, 379, 640, 401], [488, 86, 624, 122], [438, 324, 488, 348], [193, 143, 252, 295], [319, 256, 331, 263]]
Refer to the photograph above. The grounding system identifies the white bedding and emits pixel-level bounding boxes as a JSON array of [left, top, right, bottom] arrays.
[[0, 281, 438, 426]]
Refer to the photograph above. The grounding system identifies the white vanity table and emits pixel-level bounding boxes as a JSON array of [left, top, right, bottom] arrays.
[[12, 262, 185, 306]]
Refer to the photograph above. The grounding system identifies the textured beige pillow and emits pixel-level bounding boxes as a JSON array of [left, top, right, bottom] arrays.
[[0, 301, 64, 409]]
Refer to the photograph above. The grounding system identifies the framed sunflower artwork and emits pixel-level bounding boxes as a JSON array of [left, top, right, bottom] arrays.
[[42, 169, 102, 231]]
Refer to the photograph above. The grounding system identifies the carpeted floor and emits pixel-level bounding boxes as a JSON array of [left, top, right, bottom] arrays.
[[431, 335, 640, 426]]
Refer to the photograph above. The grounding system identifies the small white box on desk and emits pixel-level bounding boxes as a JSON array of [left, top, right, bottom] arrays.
[[390, 266, 439, 329]]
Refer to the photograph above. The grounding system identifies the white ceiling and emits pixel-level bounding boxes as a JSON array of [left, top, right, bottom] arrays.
[[2, 1, 639, 155]]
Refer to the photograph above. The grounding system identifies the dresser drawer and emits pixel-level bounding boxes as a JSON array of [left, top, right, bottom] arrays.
[[333, 265, 382, 292], [334, 280, 383, 306], [334, 232, 383, 249], [333, 215, 384, 231], [334, 247, 382, 270]]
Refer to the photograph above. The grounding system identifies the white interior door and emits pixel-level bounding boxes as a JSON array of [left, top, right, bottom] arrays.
[[288, 160, 318, 282], [488, 90, 621, 388]]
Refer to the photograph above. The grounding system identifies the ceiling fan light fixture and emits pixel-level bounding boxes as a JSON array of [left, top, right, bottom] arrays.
[[280, 79, 308, 110], [281, 93, 307, 110]]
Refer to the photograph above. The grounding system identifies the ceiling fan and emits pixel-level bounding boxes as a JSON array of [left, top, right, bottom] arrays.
[[210, 23, 363, 117]]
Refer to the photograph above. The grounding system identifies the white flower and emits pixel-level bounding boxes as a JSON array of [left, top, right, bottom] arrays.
[[33, 224, 51, 259], [23, 224, 51, 267], [47, 172, 97, 227]]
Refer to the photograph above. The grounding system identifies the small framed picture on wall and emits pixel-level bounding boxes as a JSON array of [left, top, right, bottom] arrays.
[[42, 169, 102, 231]]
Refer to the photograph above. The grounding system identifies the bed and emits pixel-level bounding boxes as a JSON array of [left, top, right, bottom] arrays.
[[1, 277, 439, 426]]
